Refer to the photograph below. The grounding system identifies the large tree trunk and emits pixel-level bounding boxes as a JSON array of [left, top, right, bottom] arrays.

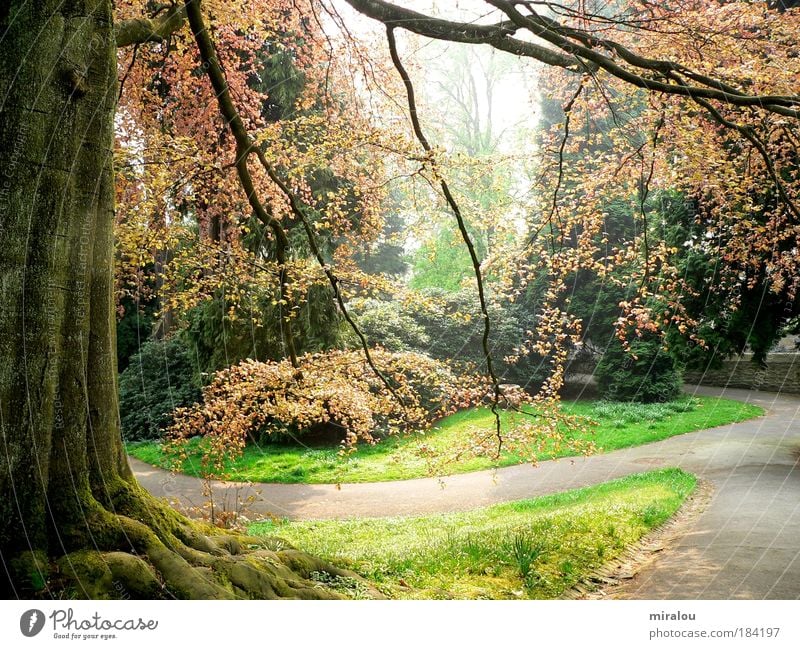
[[0, 0, 128, 565], [0, 0, 371, 600]]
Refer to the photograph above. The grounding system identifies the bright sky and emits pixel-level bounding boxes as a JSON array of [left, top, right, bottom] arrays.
[[329, 0, 544, 153]]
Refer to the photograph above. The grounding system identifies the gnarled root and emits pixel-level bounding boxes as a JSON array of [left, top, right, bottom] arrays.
[[21, 481, 382, 600]]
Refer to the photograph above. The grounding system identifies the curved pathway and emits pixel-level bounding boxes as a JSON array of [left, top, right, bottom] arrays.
[[132, 385, 800, 598]]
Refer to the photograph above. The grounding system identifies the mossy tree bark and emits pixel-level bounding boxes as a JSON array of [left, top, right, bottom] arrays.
[[0, 0, 127, 569], [0, 1, 369, 600]]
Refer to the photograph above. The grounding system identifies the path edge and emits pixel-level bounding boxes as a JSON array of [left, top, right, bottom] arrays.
[[567, 476, 715, 600]]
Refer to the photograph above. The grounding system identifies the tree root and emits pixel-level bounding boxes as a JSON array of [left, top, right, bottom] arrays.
[[25, 481, 383, 600]]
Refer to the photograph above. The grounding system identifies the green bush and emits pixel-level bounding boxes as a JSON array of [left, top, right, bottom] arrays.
[[351, 298, 430, 352], [118, 336, 203, 440], [594, 336, 682, 403], [588, 397, 698, 423], [351, 289, 547, 388]]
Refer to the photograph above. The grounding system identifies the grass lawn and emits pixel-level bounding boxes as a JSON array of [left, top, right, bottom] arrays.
[[249, 468, 697, 599], [127, 395, 762, 483]]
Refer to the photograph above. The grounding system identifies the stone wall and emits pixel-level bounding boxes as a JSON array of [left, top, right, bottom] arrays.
[[684, 353, 800, 394]]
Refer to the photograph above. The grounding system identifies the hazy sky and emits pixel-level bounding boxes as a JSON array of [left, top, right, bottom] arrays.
[[331, 0, 543, 154]]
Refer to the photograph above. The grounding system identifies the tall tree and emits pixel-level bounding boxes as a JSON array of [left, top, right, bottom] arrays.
[[342, 0, 800, 383], [0, 0, 370, 599]]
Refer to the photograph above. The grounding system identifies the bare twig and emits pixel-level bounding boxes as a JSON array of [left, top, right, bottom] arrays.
[[386, 26, 505, 452]]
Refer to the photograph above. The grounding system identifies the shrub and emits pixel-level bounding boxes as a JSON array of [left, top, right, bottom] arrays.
[[588, 397, 698, 424], [350, 289, 547, 387], [167, 349, 521, 475], [350, 298, 430, 352], [184, 285, 342, 376], [118, 336, 203, 440], [594, 335, 682, 403]]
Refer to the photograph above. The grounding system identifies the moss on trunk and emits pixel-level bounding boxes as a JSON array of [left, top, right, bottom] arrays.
[[0, 0, 370, 600]]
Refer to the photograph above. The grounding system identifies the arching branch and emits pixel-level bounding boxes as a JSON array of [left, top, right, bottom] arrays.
[[185, 0, 404, 400], [343, 0, 800, 118], [341, 0, 583, 69]]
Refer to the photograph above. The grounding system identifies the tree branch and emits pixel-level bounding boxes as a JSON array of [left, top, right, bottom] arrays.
[[184, 0, 300, 368], [385, 26, 506, 453], [343, 0, 800, 118], [342, 0, 585, 70], [116, 4, 188, 48], [185, 0, 404, 397], [484, 0, 800, 116]]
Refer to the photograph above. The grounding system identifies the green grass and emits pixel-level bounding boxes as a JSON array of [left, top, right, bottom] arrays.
[[126, 395, 762, 483], [249, 468, 697, 599]]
